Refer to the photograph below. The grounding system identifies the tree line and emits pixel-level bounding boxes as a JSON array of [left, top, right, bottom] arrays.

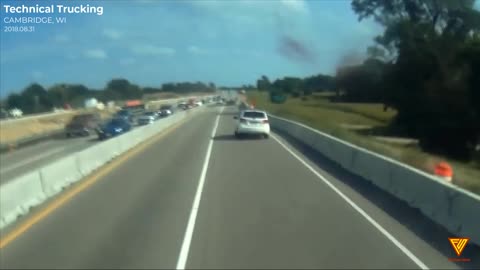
[[256, 74, 336, 97], [256, 0, 480, 161], [2, 79, 217, 114]]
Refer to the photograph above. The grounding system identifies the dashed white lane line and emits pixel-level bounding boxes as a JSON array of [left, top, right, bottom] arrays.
[[176, 106, 224, 270]]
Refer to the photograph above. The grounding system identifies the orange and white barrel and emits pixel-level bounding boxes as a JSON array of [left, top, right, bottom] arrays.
[[434, 162, 453, 182]]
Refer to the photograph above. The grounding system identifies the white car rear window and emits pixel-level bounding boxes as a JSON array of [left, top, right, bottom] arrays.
[[242, 112, 266, 119]]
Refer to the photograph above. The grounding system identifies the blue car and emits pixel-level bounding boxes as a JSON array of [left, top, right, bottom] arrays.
[[96, 118, 132, 140], [115, 109, 135, 124]]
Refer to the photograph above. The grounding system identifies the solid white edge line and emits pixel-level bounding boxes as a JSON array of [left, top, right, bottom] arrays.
[[176, 106, 224, 270], [271, 134, 430, 270]]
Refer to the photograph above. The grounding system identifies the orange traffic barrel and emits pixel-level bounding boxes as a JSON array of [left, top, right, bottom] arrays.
[[434, 162, 453, 182]]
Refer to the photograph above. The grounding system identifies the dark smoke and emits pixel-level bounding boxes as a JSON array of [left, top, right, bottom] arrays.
[[277, 35, 317, 65], [335, 50, 365, 76]]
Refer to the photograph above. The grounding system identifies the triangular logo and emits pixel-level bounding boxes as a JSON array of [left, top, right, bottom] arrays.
[[448, 238, 469, 257]]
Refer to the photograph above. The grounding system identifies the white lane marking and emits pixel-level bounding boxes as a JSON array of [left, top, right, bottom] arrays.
[[0, 146, 66, 174], [176, 106, 224, 270], [271, 135, 429, 270]]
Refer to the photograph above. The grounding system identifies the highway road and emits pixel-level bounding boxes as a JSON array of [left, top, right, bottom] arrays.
[[0, 134, 98, 184], [0, 104, 477, 269], [0, 115, 173, 185]]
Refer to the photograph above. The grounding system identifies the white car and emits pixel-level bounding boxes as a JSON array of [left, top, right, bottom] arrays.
[[234, 110, 270, 139], [137, 112, 157, 125], [9, 108, 23, 118]]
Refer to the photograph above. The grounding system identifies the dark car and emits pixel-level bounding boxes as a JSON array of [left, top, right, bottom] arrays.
[[65, 113, 101, 137], [137, 111, 158, 125], [96, 117, 132, 140], [158, 105, 174, 117], [115, 109, 135, 123], [177, 103, 190, 110]]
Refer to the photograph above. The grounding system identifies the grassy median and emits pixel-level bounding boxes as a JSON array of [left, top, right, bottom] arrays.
[[248, 91, 480, 195]]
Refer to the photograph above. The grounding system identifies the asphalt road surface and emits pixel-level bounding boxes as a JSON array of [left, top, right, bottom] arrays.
[[0, 135, 98, 184], [0, 117, 168, 185], [0, 105, 477, 269]]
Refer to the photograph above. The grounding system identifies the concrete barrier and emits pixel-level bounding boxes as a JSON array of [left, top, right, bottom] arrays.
[[75, 143, 109, 177], [269, 114, 480, 246], [0, 107, 200, 229], [0, 171, 45, 228], [40, 156, 83, 197]]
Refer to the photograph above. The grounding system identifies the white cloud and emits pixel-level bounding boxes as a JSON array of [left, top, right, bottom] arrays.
[[187, 46, 208, 55], [131, 44, 175, 56], [32, 71, 44, 80], [84, 49, 107, 59], [53, 34, 70, 43], [280, 0, 308, 14], [103, 29, 123, 40]]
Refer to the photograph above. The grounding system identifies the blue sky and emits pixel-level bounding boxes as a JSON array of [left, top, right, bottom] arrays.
[[1, 0, 388, 96]]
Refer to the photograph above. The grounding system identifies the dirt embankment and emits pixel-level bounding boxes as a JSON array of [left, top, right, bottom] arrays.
[[0, 109, 115, 145]]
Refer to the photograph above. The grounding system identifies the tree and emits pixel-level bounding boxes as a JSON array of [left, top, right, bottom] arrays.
[[352, 0, 480, 159], [256, 75, 271, 91], [303, 74, 336, 92], [17, 83, 53, 113], [6, 93, 25, 110], [105, 79, 142, 100]]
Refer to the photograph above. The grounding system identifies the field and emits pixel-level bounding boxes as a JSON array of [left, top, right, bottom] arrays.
[[248, 91, 480, 195], [0, 109, 115, 145]]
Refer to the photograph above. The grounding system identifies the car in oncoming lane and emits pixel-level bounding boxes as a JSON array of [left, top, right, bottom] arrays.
[[65, 113, 101, 137], [137, 111, 158, 125], [115, 109, 137, 124], [96, 117, 132, 140], [158, 105, 174, 117], [234, 110, 270, 139]]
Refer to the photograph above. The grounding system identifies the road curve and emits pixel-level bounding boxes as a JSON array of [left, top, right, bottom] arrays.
[[0, 105, 475, 269]]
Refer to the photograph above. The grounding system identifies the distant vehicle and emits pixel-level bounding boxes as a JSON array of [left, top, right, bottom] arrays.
[[234, 110, 270, 139], [84, 98, 98, 109], [177, 102, 188, 110], [194, 100, 203, 107], [65, 113, 101, 137], [239, 102, 249, 111], [9, 108, 23, 118], [158, 105, 174, 117], [96, 117, 131, 140], [123, 100, 144, 110], [137, 111, 158, 125], [226, 100, 236, 106], [115, 109, 135, 123]]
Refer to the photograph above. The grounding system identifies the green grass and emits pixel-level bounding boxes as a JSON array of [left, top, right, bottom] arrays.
[[248, 91, 480, 195]]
